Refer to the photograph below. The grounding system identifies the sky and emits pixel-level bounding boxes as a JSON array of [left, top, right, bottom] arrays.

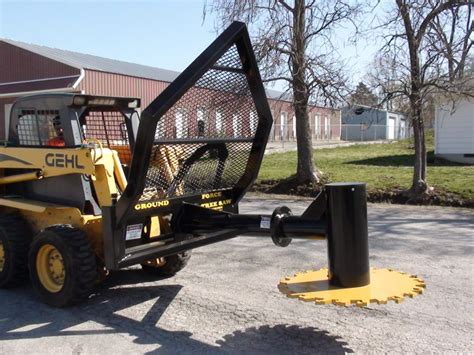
[[0, 0, 383, 91]]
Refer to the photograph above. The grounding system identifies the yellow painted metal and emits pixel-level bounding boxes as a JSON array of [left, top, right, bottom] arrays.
[[19, 207, 103, 258], [0, 170, 42, 185], [0, 145, 163, 265], [0, 197, 52, 213], [36, 244, 65, 293], [279, 268, 425, 307], [0, 146, 95, 177], [112, 150, 127, 192], [0, 241, 5, 272], [90, 148, 119, 206], [149, 216, 161, 237], [0, 197, 103, 259]]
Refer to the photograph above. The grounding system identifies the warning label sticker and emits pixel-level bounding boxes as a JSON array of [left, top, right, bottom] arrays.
[[126, 224, 143, 241], [260, 216, 271, 229]]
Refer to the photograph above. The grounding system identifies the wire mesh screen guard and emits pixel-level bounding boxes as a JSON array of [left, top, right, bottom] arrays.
[[140, 45, 260, 202], [17, 109, 61, 146], [83, 110, 132, 164]]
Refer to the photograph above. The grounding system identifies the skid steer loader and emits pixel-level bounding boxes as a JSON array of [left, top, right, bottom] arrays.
[[0, 22, 424, 308]]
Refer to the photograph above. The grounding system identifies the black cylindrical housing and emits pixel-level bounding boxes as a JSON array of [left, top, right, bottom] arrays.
[[326, 183, 370, 288]]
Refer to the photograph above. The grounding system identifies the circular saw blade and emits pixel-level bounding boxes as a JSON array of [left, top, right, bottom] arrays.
[[278, 268, 425, 307]]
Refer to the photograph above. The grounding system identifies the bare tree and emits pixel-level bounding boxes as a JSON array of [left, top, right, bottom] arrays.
[[206, 0, 360, 184], [370, 0, 473, 199]]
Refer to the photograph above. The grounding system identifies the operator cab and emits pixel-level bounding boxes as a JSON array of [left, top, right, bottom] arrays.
[[8, 93, 140, 168], [5, 93, 141, 213]]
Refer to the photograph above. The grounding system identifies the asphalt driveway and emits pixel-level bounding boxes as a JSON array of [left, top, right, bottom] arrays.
[[0, 195, 472, 353]]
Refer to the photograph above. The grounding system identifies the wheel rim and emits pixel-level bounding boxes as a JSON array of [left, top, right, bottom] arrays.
[[36, 244, 65, 293], [0, 241, 5, 272]]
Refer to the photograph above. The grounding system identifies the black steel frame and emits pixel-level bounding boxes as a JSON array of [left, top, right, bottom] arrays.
[[113, 21, 272, 225], [103, 21, 273, 269], [102, 23, 370, 291]]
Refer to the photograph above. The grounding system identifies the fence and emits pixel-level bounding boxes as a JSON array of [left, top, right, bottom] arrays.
[[268, 124, 412, 143]]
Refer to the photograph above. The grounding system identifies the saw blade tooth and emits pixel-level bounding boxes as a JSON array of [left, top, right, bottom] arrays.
[[334, 299, 350, 306], [299, 294, 316, 302], [389, 296, 404, 303], [315, 298, 332, 305], [353, 300, 367, 307]]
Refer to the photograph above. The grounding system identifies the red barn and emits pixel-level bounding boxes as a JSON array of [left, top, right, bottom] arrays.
[[0, 39, 340, 141]]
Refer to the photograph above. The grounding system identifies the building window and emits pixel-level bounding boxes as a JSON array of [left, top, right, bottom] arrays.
[[269, 111, 276, 141], [175, 108, 187, 138], [250, 111, 257, 135], [314, 114, 320, 139], [323, 115, 329, 139], [232, 113, 242, 137], [292, 115, 296, 139], [215, 111, 224, 135], [197, 108, 207, 137], [280, 112, 288, 140]]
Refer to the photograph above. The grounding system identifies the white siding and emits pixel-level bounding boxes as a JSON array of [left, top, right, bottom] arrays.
[[435, 100, 474, 154]]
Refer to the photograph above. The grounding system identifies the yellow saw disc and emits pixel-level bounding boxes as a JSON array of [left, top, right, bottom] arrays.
[[278, 268, 425, 307]]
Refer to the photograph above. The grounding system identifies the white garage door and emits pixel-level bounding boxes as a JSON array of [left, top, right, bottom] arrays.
[[388, 117, 396, 140]]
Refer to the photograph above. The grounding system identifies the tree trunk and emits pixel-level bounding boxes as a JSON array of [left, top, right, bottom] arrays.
[[409, 96, 428, 196], [396, 0, 429, 198], [294, 92, 320, 183], [292, 0, 320, 184]]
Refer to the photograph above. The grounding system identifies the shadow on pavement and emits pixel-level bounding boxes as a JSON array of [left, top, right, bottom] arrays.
[[214, 324, 352, 354], [0, 269, 352, 353]]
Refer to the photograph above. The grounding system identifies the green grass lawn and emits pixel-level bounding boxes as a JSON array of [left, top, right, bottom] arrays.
[[258, 133, 474, 201]]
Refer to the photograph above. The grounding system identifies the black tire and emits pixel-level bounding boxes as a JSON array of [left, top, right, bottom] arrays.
[[0, 213, 32, 288], [141, 252, 191, 278], [28, 225, 98, 307]]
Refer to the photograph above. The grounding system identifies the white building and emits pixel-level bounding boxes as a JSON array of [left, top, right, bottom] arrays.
[[435, 98, 474, 164], [341, 105, 409, 141]]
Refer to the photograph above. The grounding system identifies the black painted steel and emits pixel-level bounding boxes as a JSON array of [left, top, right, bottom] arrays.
[[326, 183, 370, 288], [113, 21, 272, 226], [97, 24, 372, 276], [104, 183, 371, 274], [270, 206, 293, 247], [102, 21, 274, 268], [175, 203, 326, 241]]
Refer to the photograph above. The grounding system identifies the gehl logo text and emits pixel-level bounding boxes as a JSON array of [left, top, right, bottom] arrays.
[[45, 153, 85, 169]]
